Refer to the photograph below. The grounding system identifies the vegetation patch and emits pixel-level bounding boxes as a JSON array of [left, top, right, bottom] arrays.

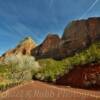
[[0, 42, 100, 90], [35, 42, 100, 82], [0, 54, 40, 91]]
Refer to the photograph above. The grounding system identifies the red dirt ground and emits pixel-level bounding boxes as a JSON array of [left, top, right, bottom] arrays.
[[0, 81, 100, 100]]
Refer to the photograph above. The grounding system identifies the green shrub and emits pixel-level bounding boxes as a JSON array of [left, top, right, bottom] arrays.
[[35, 59, 72, 82], [0, 80, 21, 91], [4, 53, 40, 81]]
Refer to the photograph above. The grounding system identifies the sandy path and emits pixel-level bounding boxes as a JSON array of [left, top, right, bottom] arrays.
[[0, 81, 100, 100]]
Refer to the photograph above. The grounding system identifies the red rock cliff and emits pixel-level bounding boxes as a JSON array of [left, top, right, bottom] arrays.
[[32, 17, 100, 59]]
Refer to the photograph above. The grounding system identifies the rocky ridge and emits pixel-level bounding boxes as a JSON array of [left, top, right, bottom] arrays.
[[32, 17, 100, 59], [0, 37, 36, 61]]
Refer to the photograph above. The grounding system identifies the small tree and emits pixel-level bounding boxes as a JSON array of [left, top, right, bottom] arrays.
[[4, 53, 40, 80]]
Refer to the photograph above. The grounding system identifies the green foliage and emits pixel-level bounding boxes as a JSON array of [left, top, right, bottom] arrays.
[[0, 80, 21, 91], [0, 64, 9, 73], [0, 54, 41, 91], [0, 41, 100, 90], [3, 54, 40, 81], [0, 64, 21, 91], [35, 42, 100, 82], [35, 59, 73, 82]]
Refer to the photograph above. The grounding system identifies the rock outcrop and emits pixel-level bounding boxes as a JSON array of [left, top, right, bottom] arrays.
[[56, 64, 100, 90], [0, 37, 36, 61], [32, 17, 100, 59], [32, 34, 61, 59], [61, 17, 100, 57]]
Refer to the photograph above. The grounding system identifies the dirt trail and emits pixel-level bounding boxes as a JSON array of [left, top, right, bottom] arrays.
[[0, 81, 100, 100]]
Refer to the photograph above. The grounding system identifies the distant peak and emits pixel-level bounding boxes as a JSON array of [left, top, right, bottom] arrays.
[[20, 36, 33, 42], [17, 36, 36, 47], [46, 34, 60, 39]]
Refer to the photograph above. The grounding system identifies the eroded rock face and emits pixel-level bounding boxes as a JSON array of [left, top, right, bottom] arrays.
[[1, 17, 100, 61], [61, 17, 100, 58], [0, 37, 36, 61], [63, 17, 100, 41], [31, 34, 61, 59], [56, 64, 100, 90], [32, 17, 100, 59]]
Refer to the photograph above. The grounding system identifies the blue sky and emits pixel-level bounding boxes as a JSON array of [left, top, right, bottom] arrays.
[[0, 0, 100, 55]]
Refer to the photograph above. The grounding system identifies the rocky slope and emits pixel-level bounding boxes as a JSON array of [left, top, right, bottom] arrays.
[[0, 37, 36, 61], [31, 17, 100, 90], [32, 34, 61, 59], [56, 64, 100, 90], [32, 17, 100, 59]]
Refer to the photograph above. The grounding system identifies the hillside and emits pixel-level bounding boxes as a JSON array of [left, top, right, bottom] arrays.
[[0, 37, 36, 61], [34, 42, 100, 88], [32, 34, 61, 59], [32, 17, 100, 59], [0, 17, 100, 92], [56, 64, 100, 89], [0, 37, 40, 92], [31, 17, 100, 89]]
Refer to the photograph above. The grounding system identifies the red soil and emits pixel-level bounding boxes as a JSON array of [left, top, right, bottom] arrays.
[[1, 81, 100, 100], [56, 64, 100, 90]]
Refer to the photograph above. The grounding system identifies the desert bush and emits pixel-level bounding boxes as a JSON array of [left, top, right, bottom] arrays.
[[0, 80, 21, 91], [35, 59, 72, 82], [4, 53, 40, 81]]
